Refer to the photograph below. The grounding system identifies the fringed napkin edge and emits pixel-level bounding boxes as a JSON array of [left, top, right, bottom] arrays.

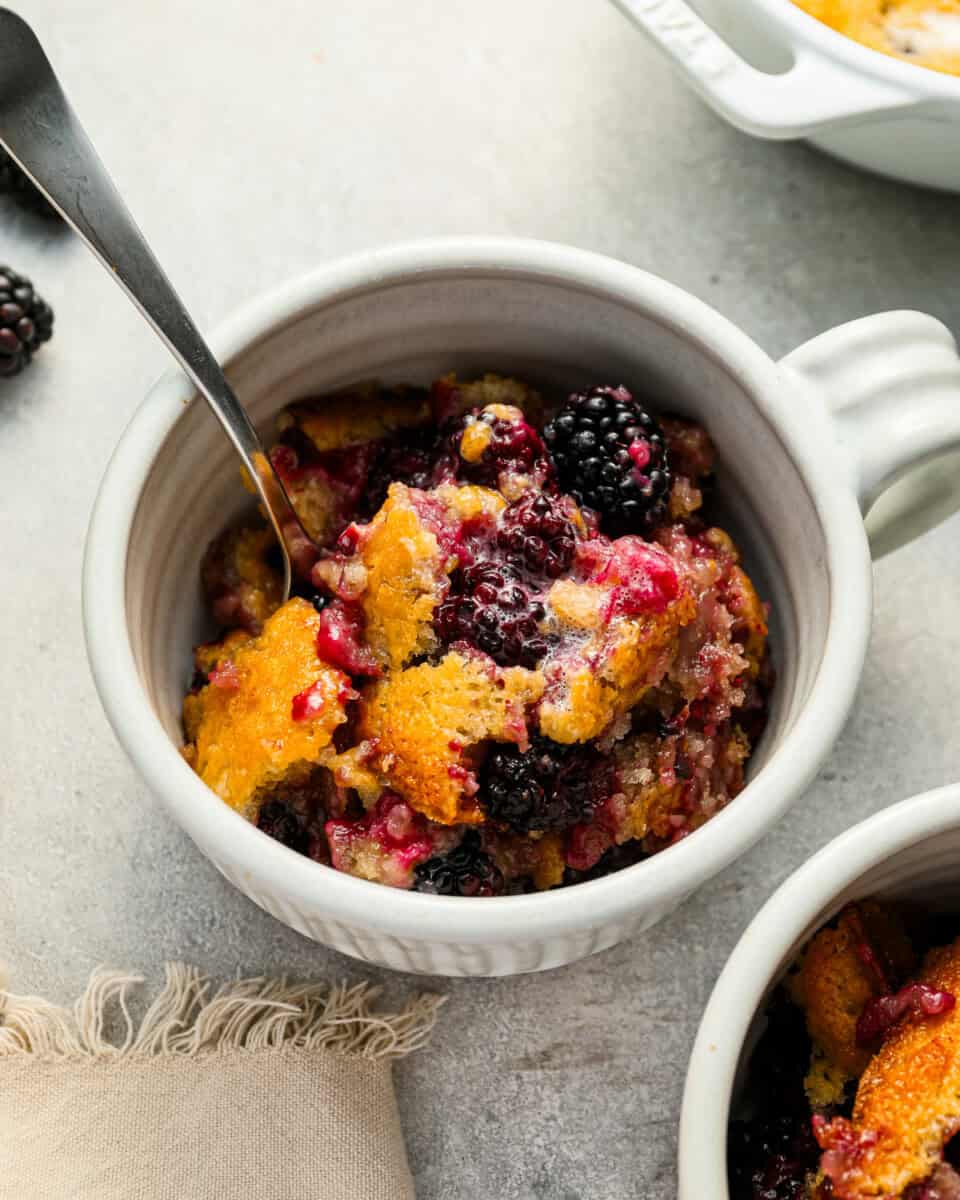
[[0, 963, 446, 1063]]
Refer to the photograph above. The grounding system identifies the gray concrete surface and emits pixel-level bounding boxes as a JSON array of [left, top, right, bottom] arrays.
[[3, 1, 960, 1196]]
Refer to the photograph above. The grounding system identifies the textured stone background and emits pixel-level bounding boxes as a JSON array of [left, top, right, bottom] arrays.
[[3, 2, 960, 1196]]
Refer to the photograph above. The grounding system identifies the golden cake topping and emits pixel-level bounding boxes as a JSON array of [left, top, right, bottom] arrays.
[[182, 598, 350, 817], [356, 483, 449, 671]]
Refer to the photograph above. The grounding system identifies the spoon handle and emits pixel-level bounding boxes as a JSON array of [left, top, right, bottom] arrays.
[[0, 7, 309, 597]]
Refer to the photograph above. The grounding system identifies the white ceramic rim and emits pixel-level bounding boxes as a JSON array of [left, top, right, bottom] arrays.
[[82, 236, 872, 944], [760, 0, 960, 97], [679, 783, 960, 1198]]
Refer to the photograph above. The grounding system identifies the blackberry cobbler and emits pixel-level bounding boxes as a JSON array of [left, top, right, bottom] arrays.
[[181, 373, 771, 895], [731, 902, 960, 1199]]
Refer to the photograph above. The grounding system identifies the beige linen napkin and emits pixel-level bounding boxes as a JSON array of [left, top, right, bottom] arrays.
[[0, 965, 443, 1200]]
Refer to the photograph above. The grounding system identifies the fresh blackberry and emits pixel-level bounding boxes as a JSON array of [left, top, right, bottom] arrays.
[[434, 560, 548, 668], [544, 385, 670, 533], [480, 737, 608, 834], [496, 492, 576, 579], [413, 830, 504, 897], [0, 267, 53, 377], [0, 149, 59, 219], [255, 800, 310, 855]]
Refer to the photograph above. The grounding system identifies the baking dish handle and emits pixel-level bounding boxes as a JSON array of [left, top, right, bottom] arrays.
[[781, 312, 960, 557], [611, 0, 917, 138]]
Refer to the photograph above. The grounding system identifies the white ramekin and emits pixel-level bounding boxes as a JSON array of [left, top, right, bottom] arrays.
[[679, 784, 960, 1198], [82, 237, 960, 977], [613, 0, 960, 191]]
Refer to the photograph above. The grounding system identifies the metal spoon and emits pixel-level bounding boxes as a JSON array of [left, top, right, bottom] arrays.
[[0, 7, 315, 600]]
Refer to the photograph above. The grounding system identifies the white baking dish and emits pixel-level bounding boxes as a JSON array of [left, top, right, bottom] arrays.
[[613, 0, 960, 190]]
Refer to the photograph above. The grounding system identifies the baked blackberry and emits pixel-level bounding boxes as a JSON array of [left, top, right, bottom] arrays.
[[0, 267, 54, 377], [496, 492, 576, 579], [480, 737, 607, 833], [255, 799, 310, 855], [728, 1113, 818, 1200], [434, 560, 548, 668], [728, 994, 822, 1200], [454, 406, 552, 487], [544, 385, 670, 533], [360, 423, 451, 517], [413, 830, 504, 896], [0, 149, 59, 219]]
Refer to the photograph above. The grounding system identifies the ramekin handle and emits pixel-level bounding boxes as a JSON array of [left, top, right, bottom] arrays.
[[780, 312, 960, 557], [611, 0, 916, 138]]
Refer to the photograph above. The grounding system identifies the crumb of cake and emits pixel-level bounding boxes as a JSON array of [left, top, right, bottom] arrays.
[[531, 834, 566, 890], [610, 732, 678, 839], [726, 564, 769, 675], [186, 630, 253, 709], [546, 579, 606, 630], [277, 469, 344, 546], [459, 419, 494, 463], [434, 482, 506, 525], [357, 650, 545, 825], [431, 372, 544, 425], [278, 383, 430, 452], [611, 723, 750, 846], [655, 525, 762, 724], [667, 476, 703, 520], [661, 416, 715, 480], [200, 525, 284, 633], [327, 741, 382, 804], [182, 598, 350, 817]]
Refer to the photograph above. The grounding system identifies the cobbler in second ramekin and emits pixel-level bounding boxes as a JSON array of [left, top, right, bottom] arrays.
[[731, 901, 960, 1199], [181, 373, 771, 895]]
